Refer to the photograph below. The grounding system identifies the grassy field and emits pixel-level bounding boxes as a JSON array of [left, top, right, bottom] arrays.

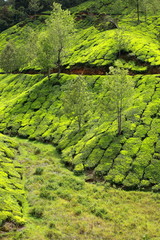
[[0, 135, 160, 240]]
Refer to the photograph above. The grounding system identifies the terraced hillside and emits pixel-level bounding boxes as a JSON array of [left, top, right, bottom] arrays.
[[0, 73, 159, 190], [0, 0, 160, 238], [0, 6, 160, 73], [0, 134, 26, 235]]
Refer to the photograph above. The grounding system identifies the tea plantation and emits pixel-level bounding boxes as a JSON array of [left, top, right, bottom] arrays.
[[0, 73, 159, 191], [0, 0, 160, 238]]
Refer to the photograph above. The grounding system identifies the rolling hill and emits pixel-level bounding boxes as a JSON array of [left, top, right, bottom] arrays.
[[0, 0, 160, 238]]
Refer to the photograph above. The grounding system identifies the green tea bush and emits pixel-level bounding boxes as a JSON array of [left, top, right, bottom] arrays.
[[0, 134, 26, 228], [74, 163, 84, 175], [85, 147, 104, 168]]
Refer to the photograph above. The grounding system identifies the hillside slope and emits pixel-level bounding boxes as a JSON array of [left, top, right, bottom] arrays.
[[0, 5, 160, 73], [0, 0, 160, 238], [1, 134, 160, 240], [0, 73, 159, 190]]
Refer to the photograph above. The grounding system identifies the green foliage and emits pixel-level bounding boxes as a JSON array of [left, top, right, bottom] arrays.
[[29, 206, 44, 218], [0, 134, 26, 229], [102, 66, 134, 135], [0, 1, 160, 238], [34, 167, 43, 175], [28, 0, 43, 14], [45, 2, 75, 76], [74, 163, 84, 175], [0, 72, 159, 189], [0, 41, 24, 73], [7, 136, 160, 240], [35, 30, 56, 76], [61, 75, 91, 131]]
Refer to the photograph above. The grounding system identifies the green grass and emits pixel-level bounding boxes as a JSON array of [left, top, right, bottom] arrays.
[[1, 134, 160, 240]]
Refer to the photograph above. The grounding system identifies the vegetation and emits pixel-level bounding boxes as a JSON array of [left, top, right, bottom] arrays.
[[45, 2, 75, 78], [0, 73, 159, 191], [0, 0, 160, 239], [0, 134, 26, 232], [0, 41, 25, 73], [1, 134, 160, 240], [62, 75, 91, 131], [103, 65, 134, 135]]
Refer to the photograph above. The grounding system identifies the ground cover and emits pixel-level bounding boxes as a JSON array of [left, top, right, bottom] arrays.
[[1, 135, 160, 240]]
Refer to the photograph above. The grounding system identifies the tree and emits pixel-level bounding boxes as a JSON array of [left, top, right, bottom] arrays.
[[0, 0, 5, 6], [140, 0, 160, 21], [0, 41, 23, 73], [62, 75, 91, 131], [127, 0, 160, 23], [114, 28, 128, 57], [28, 0, 42, 15], [45, 2, 74, 78], [102, 65, 134, 135], [14, 0, 29, 10], [54, 0, 88, 8], [127, 0, 141, 24], [35, 31, 56, 79]]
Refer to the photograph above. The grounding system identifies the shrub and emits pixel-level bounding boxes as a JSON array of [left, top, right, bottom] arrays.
[[152, 184, 160, 193], [45, 229, 63, 240], [48, 221, 56, 229], [34, 167, 43, 175], [85, 147, 104, 168], [74, 163, 84, 175], [30, 207, 43, 218], [39, 189, 56, 200], [74, 207, 82, 216]]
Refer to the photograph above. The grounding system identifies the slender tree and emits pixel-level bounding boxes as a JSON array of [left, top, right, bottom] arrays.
[[62, 75, 91, 131], [114, 28, 127, 57], [28, 0, 42, 15], [127, 0, 141, 24], [36, 31, 56, 79], [0, 41, 23, 73], [45, 2, 74, 78], [101, 65, 134, 135]]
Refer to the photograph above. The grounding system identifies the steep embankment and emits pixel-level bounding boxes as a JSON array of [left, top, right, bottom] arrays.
[[0, 73, 159, 190]]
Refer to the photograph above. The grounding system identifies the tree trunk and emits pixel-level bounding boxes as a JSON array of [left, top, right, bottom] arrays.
[[118, 110, 122, 135], [47, 68, 51, 80], [144, 7, 147, 22], [136, 0, 140, 24], [57, 64, 61, 79], [117, 101, 122, 135], [57, 48, 62, 79], [77, 115, 81, 132]]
